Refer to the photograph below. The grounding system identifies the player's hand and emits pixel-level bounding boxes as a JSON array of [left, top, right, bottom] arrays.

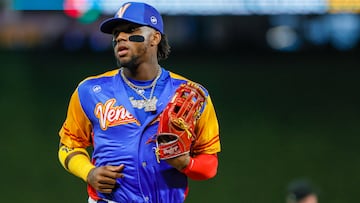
[[165, 153, 190, 171], [87, 164, 125, 193]]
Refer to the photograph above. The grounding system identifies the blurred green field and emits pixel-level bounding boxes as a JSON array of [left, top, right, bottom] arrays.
[[1, 50, 360, 202]]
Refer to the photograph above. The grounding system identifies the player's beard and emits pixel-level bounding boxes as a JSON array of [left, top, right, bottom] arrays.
[[115, 46, 147, 75], [115, 55, 140, 75]]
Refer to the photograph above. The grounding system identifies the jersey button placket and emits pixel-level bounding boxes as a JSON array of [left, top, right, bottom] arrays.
[[141, 162, 149, 202]]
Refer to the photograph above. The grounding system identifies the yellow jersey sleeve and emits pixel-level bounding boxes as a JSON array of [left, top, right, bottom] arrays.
[[59, 88, 93, 148], [192, 95, 221, 155]]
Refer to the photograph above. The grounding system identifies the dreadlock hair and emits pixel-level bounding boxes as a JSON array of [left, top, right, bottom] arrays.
[[158, 34, 171, 61]]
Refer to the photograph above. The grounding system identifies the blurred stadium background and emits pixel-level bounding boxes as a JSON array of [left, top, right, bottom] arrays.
[[1, 0, 360, 202]]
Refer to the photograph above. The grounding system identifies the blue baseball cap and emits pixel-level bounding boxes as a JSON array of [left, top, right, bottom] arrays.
[[100, 2, 164, 34]]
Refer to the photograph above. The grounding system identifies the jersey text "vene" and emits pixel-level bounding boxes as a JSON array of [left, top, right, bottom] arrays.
[[95, 99, 139, 130]]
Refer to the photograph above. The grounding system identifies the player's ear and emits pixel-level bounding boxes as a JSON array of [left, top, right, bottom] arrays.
[[150, 31, 161, 47]]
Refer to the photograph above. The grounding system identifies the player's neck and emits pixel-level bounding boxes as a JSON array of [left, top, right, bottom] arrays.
[[123, 64, 160, 81]]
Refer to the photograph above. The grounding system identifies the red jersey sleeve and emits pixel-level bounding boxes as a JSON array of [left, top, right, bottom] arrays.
[[181, 154, 218, 180]]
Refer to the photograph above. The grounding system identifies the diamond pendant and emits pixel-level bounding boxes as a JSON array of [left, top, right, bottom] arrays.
[[144, 98, 157, 112]]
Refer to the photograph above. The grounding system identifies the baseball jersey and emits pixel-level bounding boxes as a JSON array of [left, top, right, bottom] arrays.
[[59, 67, 221, 203]]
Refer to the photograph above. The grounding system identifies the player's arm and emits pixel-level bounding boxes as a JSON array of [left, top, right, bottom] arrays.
[[154, 84, 220, 180], [58, 88, 125, 193], [168, 95, 221, 180], [58, 88, 94, 181], [58, 144, 125, 193], [181, 153, 218, 180], [183, 95, 221, 180], [58, 144, 95, 182], [59, 145, 125, 193]]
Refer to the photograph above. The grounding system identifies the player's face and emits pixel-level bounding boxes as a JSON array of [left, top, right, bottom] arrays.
[[112, 23, 156, 69]]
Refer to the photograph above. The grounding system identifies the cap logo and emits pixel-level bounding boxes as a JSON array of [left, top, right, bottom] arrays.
[[116, 3, 131, 18], [150, 16, 158, 25]]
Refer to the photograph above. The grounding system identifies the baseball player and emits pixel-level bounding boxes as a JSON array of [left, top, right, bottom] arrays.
[[58, 2, 221, 203]]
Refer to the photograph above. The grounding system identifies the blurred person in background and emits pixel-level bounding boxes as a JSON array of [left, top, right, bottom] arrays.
[[286, 179, 319, 203], [57, 1, 221, 203]]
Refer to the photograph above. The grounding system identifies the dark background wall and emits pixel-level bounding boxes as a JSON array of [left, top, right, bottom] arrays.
[[1, 47, 360, 202]]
